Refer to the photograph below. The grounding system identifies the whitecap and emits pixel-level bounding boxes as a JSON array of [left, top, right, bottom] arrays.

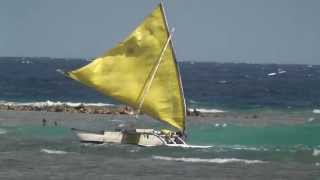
[[129, 149, 140, 153], [0, 128, 7, 135], [229, 145, 261, 151], [313, 149, 320, 156], [313, 109, 320, 114], [188, 108, 225, 113], [189, 100, 198, 104], [277, 68, 286, 74], [40, 148, 68, 155], [267, 72, 277, 76], [214, 123, 227, 128], [218, 80, 228, 84], [308, 117, 315, 122], [152, 156, 265, 164], [0, 100, 115, 107], [21, 60, 33, 64], [111, 119, 124, 123]]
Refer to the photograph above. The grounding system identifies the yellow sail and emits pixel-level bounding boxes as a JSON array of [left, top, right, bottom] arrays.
[[66, 4, 186, 131]]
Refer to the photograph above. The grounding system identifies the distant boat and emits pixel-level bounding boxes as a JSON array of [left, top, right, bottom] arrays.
[[59, 3, 209, 148]]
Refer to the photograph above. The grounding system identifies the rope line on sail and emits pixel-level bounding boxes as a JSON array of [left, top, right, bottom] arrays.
[[135, 28, 175, 118]]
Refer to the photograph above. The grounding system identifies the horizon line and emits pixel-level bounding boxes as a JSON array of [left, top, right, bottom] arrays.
[[0, 56, 318, 66]]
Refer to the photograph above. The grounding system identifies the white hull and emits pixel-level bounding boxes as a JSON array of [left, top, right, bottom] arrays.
[[71, 128, 212, 148], [72, 128, 168, 147]]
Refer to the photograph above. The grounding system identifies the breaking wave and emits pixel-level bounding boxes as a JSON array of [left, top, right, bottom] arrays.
[[152, 155, 265, 164], [0, 100, 115, 107], [188, 108, 225, 113], [227, 145, 264, 151], [313, 149, 320, 156], [0, 128, 7, 135], [313, 109, 320, 114], [40, 148, 68, 154]]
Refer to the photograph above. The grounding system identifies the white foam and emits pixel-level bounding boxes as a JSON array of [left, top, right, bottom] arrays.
[[189, 100, 198, 104], [268, 72, 277, 76], [21, 60, 33, 64], [267, 69, 286, 76], [229, 145, 261, 151], [0, 128, 7, 135], [40, 148, 68, 155], [214, 123, 228, 128], [313, 149, 320, 156], [129, 149, 140, 153], [218, 80, 228, 84], [166, 144, 212, 149], [188, 108, 225, 113], [277, 68, 287, 74], [278, 70, 286, 74], [0, 100, 115, 107], [308, 117, 315, 122], [111, 119, 124, 123], [313, 109, 320, 114], [152, 156, 265, 164]]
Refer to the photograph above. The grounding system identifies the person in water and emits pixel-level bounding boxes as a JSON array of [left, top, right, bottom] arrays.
[[42, 118, 47, 126]]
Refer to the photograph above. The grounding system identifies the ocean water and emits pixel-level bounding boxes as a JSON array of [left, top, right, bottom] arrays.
[[1, 57, 320, 111], [0, 57, 320, 179]]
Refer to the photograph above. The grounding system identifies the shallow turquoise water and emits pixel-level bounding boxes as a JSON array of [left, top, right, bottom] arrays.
[[0, 124, 320, 164], [1, 119, 320, 179], [188, 123, 320, 147]]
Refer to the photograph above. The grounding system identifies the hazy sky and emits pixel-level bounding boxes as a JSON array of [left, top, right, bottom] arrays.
[[1, 0, 320, 64]]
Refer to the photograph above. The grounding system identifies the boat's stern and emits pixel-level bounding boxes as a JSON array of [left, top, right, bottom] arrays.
[[71, 128, 104, 144]]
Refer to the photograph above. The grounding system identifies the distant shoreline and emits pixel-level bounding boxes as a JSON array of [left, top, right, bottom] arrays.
[[0, 103, 213, 116], [0, 104, 134, 115]]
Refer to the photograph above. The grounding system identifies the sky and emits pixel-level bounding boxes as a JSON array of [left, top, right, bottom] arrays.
[[1, 0, 320, 64]]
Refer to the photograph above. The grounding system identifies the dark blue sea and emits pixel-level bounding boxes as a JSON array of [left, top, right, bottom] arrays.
[[1, 57, 320, 111], [0, 57, 319, 179]]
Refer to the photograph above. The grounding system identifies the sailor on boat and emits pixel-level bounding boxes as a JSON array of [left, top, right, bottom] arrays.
[[159, 129, 186, 144]]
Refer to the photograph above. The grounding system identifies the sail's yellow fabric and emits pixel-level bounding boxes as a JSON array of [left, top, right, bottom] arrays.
[[67, 4, 186, 130]]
